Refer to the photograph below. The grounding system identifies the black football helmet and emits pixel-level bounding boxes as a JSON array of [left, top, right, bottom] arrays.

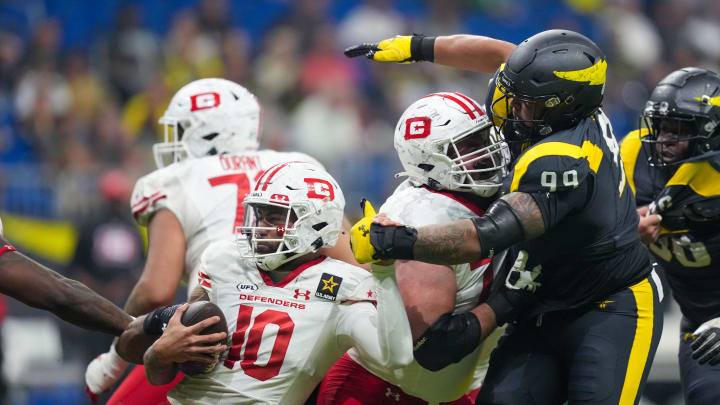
[[486, 30, 607, 159], [639, 67, 720, 167]]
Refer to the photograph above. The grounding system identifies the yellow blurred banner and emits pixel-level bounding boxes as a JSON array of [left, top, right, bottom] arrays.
[[1, 212, 78, 264]]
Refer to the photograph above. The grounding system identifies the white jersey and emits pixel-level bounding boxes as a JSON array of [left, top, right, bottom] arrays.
[[167, 239, 412, 405], [130, 150, 320, 294], [349, 180, 497, 402]]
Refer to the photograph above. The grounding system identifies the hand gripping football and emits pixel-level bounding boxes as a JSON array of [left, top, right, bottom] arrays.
[[178, 301, 228, 375]]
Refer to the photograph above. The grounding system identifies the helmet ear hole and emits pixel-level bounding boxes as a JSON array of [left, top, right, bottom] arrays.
[[418, 163, 434, 172], [312, 222, 328, 231]]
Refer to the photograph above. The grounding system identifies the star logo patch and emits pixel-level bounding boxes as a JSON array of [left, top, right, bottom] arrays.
[[315, 273, 343, 301]]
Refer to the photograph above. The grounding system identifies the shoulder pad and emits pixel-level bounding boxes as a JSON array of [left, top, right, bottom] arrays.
[[380, 186, 480, 227], [666, 161, 720, 198], [130, 168, 179, 226], [198, 239, 248, 286], [507, 140, 602, 193]]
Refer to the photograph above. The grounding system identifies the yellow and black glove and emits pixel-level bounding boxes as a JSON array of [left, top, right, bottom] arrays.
[[350, 199, 382, 264], [344, 34, 435, 63], [350, 199, 418, 264]]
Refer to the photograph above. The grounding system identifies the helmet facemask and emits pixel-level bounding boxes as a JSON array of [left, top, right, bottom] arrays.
[[445, 126, 509, 197], [241, 200, 320, 272], [490, 72, 560, 159], [640, 98, 720, 167]]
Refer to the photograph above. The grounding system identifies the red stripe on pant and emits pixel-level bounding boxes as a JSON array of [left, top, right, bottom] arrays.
[[317, 353, 476, 405], [106, 365, 184, 405]]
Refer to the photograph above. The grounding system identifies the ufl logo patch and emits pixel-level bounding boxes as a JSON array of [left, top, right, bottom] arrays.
[[315, 273, 343, 301]]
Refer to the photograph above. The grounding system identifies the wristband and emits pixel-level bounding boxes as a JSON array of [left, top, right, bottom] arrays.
[[410, 35, 436, 62], [0, 245, 17, 258], [369, 223, 417, 260], [143, 304, 181, 335]]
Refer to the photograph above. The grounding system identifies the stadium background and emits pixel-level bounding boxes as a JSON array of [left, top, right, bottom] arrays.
[[0, 0, 717, 403]]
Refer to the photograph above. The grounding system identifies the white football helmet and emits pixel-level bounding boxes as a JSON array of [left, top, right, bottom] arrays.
[[240, 161, 345, 271], [394, 92, 510, 197], [153, 78, 261, 168]]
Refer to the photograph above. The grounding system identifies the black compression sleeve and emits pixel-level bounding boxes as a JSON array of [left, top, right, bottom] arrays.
[[471, 199, 525, 258], [413, 312, 482, 371]]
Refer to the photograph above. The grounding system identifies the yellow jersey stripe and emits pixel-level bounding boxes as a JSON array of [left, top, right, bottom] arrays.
[[666, 161, 720, 197], [619, 278, 655, 405], [510, 141, 604, 192], [619, 130, 647, 196]]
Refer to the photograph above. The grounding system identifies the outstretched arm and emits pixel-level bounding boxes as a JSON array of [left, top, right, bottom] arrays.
[[413, 192, 545, 264], [0, 241, 132, 335], [354, 192, 545, 266], [434, 35, 516, 72], [345, 34, 515, 73]]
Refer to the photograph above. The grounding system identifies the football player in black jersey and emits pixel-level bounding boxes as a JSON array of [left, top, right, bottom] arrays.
[[347, 30, 663, 405], [620, 67, 720, 404]]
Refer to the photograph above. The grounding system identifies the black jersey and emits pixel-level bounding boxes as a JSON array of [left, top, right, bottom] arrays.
[[621, 131, 720, 326], [502, 110, 650, 316]]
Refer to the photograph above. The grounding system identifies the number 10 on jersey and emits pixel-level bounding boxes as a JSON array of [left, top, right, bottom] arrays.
[[224, 304, 295, 381]]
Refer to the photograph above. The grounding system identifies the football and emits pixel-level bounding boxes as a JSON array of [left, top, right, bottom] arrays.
[[178, 301, 228, 376]]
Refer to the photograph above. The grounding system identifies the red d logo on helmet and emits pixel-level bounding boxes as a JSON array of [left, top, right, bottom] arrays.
[[304, 178, 335, 201], [404, 117, 432, 140], [190, 92, 221, 111]]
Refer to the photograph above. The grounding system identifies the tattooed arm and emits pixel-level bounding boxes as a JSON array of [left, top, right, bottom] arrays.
[[411, 192, 546, 265]]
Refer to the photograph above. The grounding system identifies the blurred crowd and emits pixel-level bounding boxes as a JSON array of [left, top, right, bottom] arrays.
[[0, 0, 718, 402]]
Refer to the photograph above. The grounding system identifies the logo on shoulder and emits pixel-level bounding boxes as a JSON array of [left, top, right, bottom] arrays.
[[236, 283, 259, 292], [315, 273, 343, 301]]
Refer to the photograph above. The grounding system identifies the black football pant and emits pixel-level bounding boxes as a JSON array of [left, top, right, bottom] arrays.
[[476, 270, 663, 405]]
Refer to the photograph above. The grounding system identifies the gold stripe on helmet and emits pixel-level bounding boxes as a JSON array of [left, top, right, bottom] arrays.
[[553, 59, 607, 85], [490, 63, 509, 127], [695, 95, 720, 107]]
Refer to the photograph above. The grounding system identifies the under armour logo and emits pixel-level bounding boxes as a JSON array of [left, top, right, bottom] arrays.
[[294, 289, 311, 300], [359, 224, 369, 237], [276, 225, 286, 236], [385, 387, 400, 402]]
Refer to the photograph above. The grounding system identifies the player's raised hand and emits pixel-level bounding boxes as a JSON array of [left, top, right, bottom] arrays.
[[344, 35, 435, 63], [151, 304, 227, 365]]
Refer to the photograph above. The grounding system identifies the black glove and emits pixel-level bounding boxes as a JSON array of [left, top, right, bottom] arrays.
[[413, 312, 482, 371], [691, 319, 720, 365]]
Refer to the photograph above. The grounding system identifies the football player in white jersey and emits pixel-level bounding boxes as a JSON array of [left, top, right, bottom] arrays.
[[134, 161, 413, 405], [317, 92, 510, 404], [84, 78, 357, 404]]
